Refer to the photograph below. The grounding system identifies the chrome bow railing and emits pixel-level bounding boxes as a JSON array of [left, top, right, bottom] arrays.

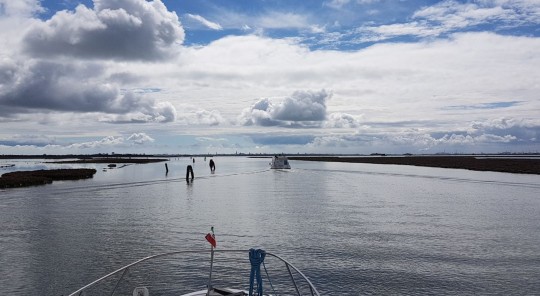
[[68, 249, 320, 296]]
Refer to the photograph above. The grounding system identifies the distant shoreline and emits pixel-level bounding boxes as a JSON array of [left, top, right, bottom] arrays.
[[1, 153, 539, 160], [47, 158, 168, 164], [1, 154, 539, 175], [288, 156, 540, 175]]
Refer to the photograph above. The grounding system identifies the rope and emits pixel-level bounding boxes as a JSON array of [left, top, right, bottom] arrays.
[[263, 261, 278, 295], [249, 249, 266, 296]]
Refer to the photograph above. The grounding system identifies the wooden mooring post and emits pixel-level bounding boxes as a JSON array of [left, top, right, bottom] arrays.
[[186, 165, 194, 182]]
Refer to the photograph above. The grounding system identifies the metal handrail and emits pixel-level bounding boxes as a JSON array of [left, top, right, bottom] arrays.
[[68, 249, 320, 296]]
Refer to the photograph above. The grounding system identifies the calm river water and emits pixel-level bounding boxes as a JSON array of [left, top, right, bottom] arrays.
[[1, 157, 540, 295]]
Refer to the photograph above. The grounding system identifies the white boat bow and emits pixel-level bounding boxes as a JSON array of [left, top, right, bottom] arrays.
[[68, 249, 319, 296]]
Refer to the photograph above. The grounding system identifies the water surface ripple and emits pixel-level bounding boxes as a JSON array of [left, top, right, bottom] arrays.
[[1, 157, 539, 295]]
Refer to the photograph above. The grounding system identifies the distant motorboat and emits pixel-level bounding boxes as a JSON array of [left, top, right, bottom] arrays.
[[270, 155, 291, 169]]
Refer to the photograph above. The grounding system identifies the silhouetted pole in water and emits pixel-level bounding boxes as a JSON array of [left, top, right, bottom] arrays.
[[165, 163, 169, 175], [186, 165, 194, 182], [209, 159, 216, 173]]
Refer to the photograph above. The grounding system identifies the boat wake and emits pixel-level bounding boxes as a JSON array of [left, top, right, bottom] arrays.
[[48, 168, 271, 194], [297, 168, 540, 189]]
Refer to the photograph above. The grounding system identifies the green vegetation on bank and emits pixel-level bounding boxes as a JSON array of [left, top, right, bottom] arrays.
[[0, 169, 97, 189], [289, 156, 540, 175]]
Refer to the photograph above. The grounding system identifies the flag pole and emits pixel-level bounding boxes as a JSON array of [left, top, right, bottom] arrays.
[[206, 227, 215, 295], [207, 245, 214, 295]]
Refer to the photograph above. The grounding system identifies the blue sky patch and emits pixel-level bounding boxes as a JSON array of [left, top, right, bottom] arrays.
[[443, 101, 522, 110]]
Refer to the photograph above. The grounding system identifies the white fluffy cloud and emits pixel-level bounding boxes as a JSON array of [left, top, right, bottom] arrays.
[[307, 130, 522, 154], [324, 112, 363, 128], [388, 132, 517, 147], [176, 105, 224, 126], [468, 118, 540, 142], [98, 101, 177, 123], [0, 0, 180, 123], [65, 133, 155, 149], [127, 132, 155, 144], [22, 0, 184, 60], [0, 0, 43, 17], [288, 116, 540, 153], [239, 90, 331, 127]]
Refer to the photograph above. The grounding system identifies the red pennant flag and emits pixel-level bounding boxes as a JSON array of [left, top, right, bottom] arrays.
[[205, 233, 216, 248]]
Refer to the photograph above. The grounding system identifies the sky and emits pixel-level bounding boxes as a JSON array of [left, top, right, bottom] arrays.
[[0, 0, 539, 155]]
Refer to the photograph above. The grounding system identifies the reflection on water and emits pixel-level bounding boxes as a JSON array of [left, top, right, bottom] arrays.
[[1, 157, 540, 295]]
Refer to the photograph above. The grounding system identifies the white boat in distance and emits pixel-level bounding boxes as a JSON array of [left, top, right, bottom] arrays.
[[68, 248, 319, 296], [270, 155, 291, 169]]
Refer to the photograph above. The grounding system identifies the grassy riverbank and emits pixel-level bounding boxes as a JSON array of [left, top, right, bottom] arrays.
[[0, 169, 97, 189], [288, 156, 540, 174]]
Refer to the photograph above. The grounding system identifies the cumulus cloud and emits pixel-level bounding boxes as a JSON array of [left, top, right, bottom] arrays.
[[22, 0, 184, 61], [68, 133, 154, 149], [68, 135, 124, 149], [306, 117, 540, 153], [0, 1, 180, 123], [309, 135, 353, 148], [324, 112, 363, 128], [239, 90, 331, 127], [388, 132, 518, 147], [189, 109, 223, 126], [239, 91, 364, 129], [98, 102, 177, 123], [0, 0, 44, 17], [468, 118, 540, 142], [175, 105, 224, 126], [306, 130, 522, 154], [127, 132, 155, 144], [402, 119, 538, 148], [0, 59, 176, 121], [1, 60, 113, 112], [0, 133, 157, 154]]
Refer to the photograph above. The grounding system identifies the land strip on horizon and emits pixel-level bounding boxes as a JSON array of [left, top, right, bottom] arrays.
[[1, 154, 539, 175], [288, 156, 540, 175]]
